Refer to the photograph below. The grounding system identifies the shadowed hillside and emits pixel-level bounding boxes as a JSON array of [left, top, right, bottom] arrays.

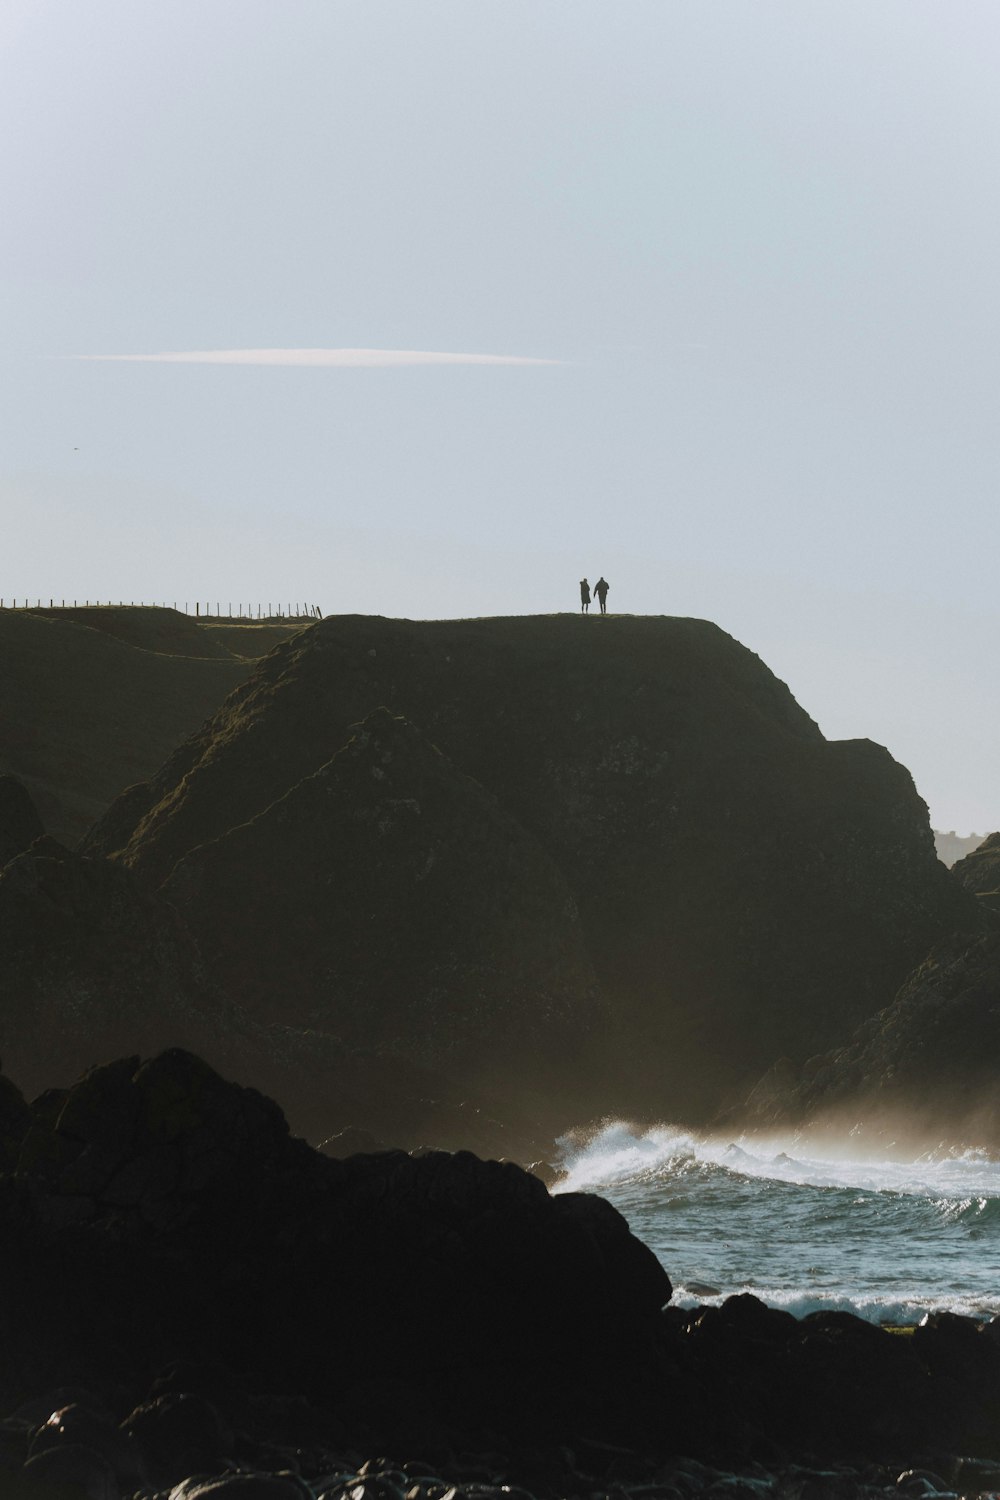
[[0, 608, 301, 844], [741, 831, 1000, 1144], [81, 613, 977, 1127]]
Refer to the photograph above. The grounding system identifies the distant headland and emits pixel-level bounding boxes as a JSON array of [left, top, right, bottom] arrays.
[[0, 604, 995, 1156]]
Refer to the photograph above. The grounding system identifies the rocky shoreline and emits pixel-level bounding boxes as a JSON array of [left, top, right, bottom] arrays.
[[9, 1402, 1000, 1499], [3, 1049, 1000, 1499]]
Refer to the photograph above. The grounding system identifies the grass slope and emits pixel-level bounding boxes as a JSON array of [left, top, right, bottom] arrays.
[[0, 609, 291, 845]]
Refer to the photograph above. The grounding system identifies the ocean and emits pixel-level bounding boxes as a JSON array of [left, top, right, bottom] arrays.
[[554, 1121, 1000, 1326]]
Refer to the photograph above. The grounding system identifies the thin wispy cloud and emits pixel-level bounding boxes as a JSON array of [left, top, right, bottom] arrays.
[[70, 348, 562, 368]]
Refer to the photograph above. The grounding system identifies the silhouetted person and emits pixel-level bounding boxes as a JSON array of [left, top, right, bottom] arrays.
[[594, 576, 610, 614], [580, 578, 591, 613]]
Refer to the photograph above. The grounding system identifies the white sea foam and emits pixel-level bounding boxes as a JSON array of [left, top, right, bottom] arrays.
[[671, 1285, 1000, 1324], [553, 1119, 1000, 1201], [552, 1120, 1000, 1326]]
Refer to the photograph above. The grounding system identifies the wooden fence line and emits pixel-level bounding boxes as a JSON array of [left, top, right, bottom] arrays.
[[0, 600, 322, 620]]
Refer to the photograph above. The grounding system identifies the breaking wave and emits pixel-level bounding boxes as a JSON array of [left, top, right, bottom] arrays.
[[553, 1121, 1000, 1325]]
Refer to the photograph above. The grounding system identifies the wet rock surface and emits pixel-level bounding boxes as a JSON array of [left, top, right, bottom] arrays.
[[2, 1052, 1000, 1497]]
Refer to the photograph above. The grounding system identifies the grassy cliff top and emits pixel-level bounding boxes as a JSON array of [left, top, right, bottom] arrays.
[[0, 608, 302, 844]]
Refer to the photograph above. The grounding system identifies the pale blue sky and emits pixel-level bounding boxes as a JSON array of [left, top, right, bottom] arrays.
[[2, 1, 998, 829]]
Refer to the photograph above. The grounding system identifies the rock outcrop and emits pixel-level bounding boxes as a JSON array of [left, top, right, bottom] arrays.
[[739, 924, 1000, 1145], [738, 831, 1000, 1143], [82, 614, 978, 1124], [2, 1050, 1000, 1486], [0, 1049, 671, 1451]]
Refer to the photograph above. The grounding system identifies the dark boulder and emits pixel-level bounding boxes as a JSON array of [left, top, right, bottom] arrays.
[[168, 1477, 309, 1499], [28, 1400, 144, 1489], [121, 1391, 232, 1488], [20, 1440, 120, 1496], [0, 1049, 672, 1450]]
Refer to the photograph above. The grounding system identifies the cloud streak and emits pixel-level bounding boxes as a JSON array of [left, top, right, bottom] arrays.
[[71, 347, 562, 368]]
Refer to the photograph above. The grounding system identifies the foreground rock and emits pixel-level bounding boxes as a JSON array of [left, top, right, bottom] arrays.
[[0, 1049, 670, 1453], [82, 614, 978, 1123], [3, 1049, 1000, 1497]]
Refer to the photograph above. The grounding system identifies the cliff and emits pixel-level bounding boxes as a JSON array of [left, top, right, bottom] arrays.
[[79, 613, 974, 1127], [0, 834, 551, 1155], [741, 831, 1000, 1144]]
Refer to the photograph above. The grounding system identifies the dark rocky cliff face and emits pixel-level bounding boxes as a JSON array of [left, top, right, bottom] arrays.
[[0, 837, 553, 1155], [739, 829, 1000, 1145], [0, 836, 220, 1096], [740, 928, 1000, 1146], [160, 707, 603, 1108], [80, 615, 974, 1126]]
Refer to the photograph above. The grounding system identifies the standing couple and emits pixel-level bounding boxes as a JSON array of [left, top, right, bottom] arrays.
[[579, 576, 610, 614]]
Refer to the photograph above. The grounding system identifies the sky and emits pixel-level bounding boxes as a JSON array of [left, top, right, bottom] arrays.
[[2, 1, 997, 831]]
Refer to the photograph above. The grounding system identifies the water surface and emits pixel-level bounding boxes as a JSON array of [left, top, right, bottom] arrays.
[[555, 1122, 1000, 1324]]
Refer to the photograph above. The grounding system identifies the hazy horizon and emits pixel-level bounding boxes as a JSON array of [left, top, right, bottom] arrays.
[[3, 1, 998, 829]]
